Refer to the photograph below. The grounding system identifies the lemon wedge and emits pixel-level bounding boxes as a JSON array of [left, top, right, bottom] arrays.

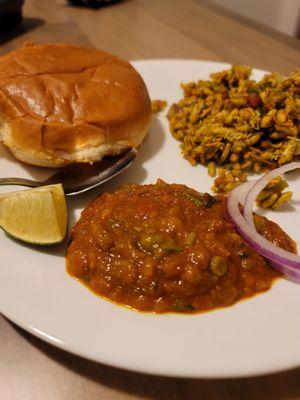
[[0, 184, 67, 245]]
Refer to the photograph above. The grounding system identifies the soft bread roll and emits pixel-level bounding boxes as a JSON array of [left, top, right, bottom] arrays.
[[0, 43, 152, 167]]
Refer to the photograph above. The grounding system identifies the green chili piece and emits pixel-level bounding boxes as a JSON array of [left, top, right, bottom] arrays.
[[183, 193, 217, 208], [161, 243, 182, 253], [183, 193, 204, 206], [185, 232, 196, 245]]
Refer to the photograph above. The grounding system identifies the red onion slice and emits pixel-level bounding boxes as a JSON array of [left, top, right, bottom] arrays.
[[227, 179, 300, 278], [269, 260, 300, 280]]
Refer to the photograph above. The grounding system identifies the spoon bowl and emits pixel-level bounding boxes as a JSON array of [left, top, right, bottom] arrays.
[[0, 148, 137, 195]]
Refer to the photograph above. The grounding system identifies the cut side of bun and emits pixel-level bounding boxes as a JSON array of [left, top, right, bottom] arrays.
[[0, 43, 152, 167]]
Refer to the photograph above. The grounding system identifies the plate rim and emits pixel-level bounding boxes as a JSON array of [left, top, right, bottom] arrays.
[[1, 58, 299, 379]]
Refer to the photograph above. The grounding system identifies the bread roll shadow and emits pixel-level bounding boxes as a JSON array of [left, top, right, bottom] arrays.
[[0, 143, 59, 182], [0, 113, 164, 183]]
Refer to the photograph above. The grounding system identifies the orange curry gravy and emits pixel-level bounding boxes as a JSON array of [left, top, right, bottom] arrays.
[[66, 180, 296, 313]]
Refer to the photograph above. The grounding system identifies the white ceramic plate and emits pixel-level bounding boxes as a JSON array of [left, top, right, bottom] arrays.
[[0, 60, 300, 379]]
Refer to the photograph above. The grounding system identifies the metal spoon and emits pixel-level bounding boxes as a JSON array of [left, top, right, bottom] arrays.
[[0, 148, 137, 196]]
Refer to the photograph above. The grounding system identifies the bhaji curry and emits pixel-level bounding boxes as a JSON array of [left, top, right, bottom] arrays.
[[67, 180, 295, 313]]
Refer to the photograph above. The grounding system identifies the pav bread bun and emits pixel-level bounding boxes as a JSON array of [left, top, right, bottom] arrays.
[[0, 43, 152, 167]]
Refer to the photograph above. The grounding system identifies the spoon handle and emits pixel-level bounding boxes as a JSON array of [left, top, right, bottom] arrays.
[[0, 177, 41, 189]]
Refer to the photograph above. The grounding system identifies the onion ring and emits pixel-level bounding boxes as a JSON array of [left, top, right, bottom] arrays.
[[227, 163, 300, 278]]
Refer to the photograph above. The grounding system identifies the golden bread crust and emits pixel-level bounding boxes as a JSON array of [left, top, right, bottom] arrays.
[[0, 43, 152, 167]]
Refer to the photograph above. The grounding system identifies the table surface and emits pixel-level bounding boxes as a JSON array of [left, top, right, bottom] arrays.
[[1, 0, 300, 399]]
